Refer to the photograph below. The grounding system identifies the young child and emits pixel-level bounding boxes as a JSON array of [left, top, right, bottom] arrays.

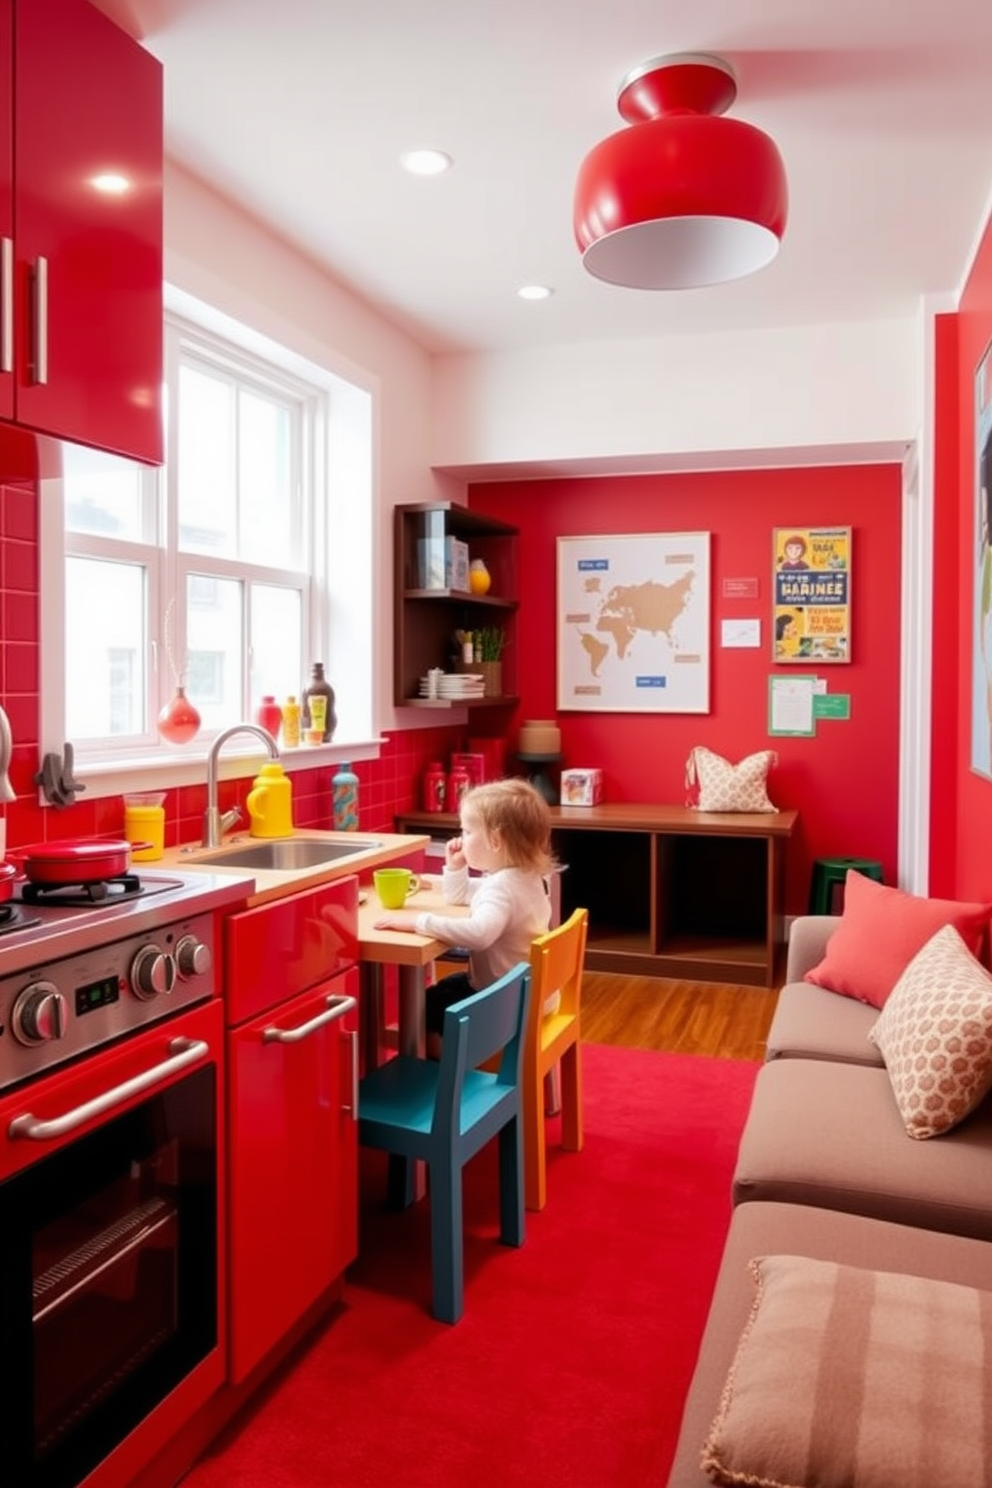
[[374, 777, 554, 1048]]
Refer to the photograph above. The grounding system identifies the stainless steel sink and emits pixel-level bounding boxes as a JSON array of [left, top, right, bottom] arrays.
[[192, 838, 382, 870]]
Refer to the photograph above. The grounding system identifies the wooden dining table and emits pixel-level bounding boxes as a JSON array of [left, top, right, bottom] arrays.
[[357, 881, 469, 1204]]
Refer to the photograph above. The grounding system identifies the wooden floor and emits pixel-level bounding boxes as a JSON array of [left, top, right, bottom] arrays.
[[580, 971, 780, 1061]]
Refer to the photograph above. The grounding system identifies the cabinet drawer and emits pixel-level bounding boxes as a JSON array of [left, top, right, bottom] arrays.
[[224, 876, 358, 1024]]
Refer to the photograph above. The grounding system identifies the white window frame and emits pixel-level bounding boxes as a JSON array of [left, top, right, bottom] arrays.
[[40, 286, 378, 801]]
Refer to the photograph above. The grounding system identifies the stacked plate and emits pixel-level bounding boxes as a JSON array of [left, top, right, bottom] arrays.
[[419, 672, 485, 699]]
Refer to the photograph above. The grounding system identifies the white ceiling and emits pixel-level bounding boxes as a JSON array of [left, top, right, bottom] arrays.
[[95, 0, 992, 357]]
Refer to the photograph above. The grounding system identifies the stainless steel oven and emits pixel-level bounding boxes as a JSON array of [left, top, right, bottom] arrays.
[[0, 868, 249, 1488]]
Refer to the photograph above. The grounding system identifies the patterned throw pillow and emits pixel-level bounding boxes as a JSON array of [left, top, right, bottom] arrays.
[[702, 1254, 992, 1488], [685, 747, 777, 813], [867, 923, 992, 1138]]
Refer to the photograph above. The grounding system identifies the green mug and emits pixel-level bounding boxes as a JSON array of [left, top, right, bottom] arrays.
[[373, 867, 421, 909]]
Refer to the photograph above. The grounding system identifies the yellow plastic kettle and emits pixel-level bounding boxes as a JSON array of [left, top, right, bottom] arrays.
[[246, 763, 294, 838]]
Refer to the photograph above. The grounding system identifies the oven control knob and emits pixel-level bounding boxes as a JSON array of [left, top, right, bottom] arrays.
[[12, 982, 67, 1045], [130, 944, 177, 999], [175, 934, 212, 980]]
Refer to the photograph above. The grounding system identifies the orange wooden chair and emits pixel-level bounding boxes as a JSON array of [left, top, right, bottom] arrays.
[[523, 907, 588, 1211]]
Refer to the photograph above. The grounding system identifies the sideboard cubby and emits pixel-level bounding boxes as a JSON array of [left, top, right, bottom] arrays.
[[394, 805, 798, 988]]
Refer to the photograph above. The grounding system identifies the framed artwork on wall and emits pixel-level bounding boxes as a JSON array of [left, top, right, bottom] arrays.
[[772, 526, 851, 663], [556, 531, 710, 713], [970, 338, 992, 779]]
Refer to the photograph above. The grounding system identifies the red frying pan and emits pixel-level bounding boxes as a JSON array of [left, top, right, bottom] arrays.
[[8, 839, 150, 886]]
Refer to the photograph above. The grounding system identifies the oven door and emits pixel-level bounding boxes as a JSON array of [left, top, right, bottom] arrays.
[[0, 999, 224, 1488]]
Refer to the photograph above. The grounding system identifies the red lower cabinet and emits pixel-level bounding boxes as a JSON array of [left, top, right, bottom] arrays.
[[227, 966, 359, 1383], [224, 878, 360, 1384]]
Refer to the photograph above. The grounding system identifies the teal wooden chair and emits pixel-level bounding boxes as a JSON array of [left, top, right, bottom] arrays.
[[358, 962, 531, 1323]]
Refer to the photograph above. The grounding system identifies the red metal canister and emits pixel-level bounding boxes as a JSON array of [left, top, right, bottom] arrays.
[[423, 762, 447, 813], [447, 762, 471, 811]]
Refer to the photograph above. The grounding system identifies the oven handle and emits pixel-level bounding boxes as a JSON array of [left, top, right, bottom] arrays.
[[7, 1037, 210, 1142], [261, 993, 357, 1045]]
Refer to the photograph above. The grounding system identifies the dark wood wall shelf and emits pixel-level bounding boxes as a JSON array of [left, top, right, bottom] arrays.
[[394, 803, 798, 988], [394, 502, 519, 708]]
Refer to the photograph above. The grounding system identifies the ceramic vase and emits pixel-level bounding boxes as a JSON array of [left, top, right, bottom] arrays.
[[468, 559, 491, 595]]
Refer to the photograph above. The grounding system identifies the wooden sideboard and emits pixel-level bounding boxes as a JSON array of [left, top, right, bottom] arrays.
[[394, 804, 798, 988]]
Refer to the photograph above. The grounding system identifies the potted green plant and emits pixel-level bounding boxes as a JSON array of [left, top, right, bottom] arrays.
[[457, 624, 505, 696]]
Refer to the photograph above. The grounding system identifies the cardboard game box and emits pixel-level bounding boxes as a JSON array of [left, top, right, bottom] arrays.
[[560, 768, 604, 806]]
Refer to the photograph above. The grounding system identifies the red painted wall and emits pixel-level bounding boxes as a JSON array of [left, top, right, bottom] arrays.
[[948, 208, 992, 900], [471, 464, 903, 915]]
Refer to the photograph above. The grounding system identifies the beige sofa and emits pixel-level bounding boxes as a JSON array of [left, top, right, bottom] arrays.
[[666, 914, 992, 1488]]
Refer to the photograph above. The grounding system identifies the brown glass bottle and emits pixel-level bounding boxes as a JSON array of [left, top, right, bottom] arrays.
[[302, 662, 337, 741]]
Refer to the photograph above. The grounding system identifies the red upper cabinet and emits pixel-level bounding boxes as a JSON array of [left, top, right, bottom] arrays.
[[3, 0, 163, 463], [0, 3, 12, 425]]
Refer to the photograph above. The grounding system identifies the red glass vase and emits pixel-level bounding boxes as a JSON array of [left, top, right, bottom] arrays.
[[158, 685, 201, 745]]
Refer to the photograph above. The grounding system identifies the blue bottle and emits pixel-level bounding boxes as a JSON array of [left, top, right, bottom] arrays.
[[332, 760, 359, 831]]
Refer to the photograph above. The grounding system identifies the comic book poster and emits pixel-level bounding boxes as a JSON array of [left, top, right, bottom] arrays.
[[772, 527, 851, 663]]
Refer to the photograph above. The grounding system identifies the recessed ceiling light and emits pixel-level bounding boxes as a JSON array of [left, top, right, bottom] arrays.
[[91, 172, 130, 194], [400, 149, 452, 177], [517, 284, 554, 301]]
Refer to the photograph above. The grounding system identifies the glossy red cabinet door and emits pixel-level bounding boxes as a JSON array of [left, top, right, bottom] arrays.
[[224, 874, 359, 1024], [0, 3, 11, 424], [226, 967, 359, 1384], [11, 0, 163, 462]]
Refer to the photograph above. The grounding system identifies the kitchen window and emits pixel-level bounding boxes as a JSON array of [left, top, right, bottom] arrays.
[[41, 290, 375, 795]]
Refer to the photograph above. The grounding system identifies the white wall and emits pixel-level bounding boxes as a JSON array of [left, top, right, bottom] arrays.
[[163, 162, 464, 735], [430, 318, 921, 478]]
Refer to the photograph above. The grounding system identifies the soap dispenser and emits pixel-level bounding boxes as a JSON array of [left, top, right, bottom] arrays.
[[246, 762, 294, 838]]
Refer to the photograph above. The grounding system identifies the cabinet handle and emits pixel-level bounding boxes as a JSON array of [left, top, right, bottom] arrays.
[[261, 992, 357, 1045], [31, 256, 48, 385], [7, 1038, 209, 1142], [343, 1027, 359, 1118], [0, 237, 11, 373]]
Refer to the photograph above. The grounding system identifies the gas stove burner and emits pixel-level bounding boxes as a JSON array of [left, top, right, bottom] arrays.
[[0, 903, 42, 935], [20, 874, 146, 907]]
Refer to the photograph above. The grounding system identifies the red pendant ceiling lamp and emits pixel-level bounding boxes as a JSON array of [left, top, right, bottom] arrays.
[[574, 53, 788, 290]]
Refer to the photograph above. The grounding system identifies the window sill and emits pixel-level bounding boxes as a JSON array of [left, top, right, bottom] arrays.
[[47, 737, 387, 804]]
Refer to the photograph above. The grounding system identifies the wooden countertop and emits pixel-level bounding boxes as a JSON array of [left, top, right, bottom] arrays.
[[158, 828, 431, 907], [399, 804, 798, 837], [358, 883, 468, 965]]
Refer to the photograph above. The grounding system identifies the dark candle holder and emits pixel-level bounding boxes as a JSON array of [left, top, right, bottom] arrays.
[[517, 752, 563, 806]]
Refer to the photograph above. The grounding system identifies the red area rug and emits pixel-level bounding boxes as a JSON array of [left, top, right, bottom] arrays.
[[182, 1045, 758, 1488]]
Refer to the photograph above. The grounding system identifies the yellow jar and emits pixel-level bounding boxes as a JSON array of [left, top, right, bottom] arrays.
[[246, 763, 294, 838], [123, 793, 166, 861]]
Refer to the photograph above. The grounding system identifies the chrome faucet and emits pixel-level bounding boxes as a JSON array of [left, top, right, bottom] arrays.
[[202, 723, 279, 847], [0, 704, 15, 803]]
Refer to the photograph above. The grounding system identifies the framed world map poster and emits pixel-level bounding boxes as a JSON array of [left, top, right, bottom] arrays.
[[556, 532, 710, 713]]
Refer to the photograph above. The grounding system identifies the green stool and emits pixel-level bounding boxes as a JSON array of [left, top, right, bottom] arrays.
[[809, 857, 884, 914]]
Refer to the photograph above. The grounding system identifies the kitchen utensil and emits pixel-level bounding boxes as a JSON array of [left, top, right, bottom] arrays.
[[373, 867, 420, 909], [9, 838, 149, 886], [0, 861, 16, 903]]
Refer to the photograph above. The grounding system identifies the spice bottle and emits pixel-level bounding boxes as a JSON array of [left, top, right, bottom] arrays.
[[423, 761, 447, 813], [282, 695, 301, 748], [302, 662, 337, 742], [332, 760, 359, 831]]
